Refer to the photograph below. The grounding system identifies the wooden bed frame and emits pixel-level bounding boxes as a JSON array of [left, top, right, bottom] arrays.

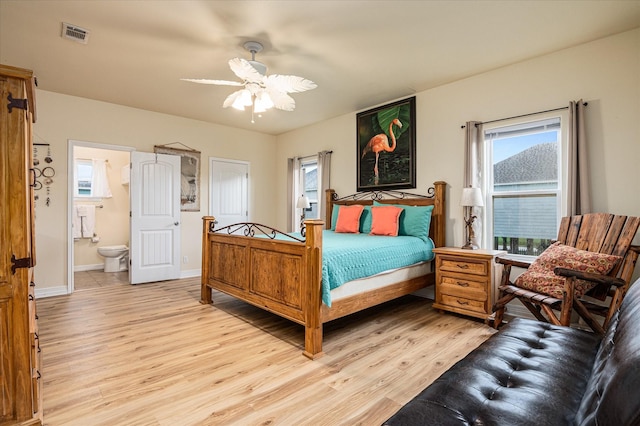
[[201, 181, 446, 359]]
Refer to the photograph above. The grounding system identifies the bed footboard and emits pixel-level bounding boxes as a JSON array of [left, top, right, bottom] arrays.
[[201, 217, 326, 358], [201, 181, 447, 359]]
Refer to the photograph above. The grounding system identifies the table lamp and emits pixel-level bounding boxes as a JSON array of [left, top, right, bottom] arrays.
[[461, 187, 484, 250], [296, 195, 311, 229]]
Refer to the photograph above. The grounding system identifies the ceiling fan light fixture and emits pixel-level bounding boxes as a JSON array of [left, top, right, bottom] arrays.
[[182, 40, 316, 121], [254, 91, 274, 111], [231, 89, 252, 110], [253, 102, 267, 114]]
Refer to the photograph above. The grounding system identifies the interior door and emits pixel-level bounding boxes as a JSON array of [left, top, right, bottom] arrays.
[[129, 151, 181, 284], [209, 158, 249, 230]]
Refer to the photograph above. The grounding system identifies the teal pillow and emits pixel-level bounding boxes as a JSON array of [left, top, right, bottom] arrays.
[[359, 205, 373, 234], [330, 205, 340, 230], [331, 204, 373, 233], [373, 202, 434, 242]]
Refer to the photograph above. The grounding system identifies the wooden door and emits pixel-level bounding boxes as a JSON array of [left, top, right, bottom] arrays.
[[0, 64, 41, 423]]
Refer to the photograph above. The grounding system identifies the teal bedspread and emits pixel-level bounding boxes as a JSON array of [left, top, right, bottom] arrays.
[[321, 231, 434, 307]]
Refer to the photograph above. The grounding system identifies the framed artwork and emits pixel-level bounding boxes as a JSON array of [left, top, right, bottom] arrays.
[[154, 144, 201, 211], [357, 96, 416, 191]]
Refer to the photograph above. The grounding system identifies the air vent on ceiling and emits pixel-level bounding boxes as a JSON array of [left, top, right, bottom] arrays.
[[61, 22, 90, 44]]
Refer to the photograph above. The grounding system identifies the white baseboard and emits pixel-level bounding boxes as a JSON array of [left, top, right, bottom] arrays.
[[35, 286, 69, 299], [180, 269, 201, 279], [74, 263, 103, 272]]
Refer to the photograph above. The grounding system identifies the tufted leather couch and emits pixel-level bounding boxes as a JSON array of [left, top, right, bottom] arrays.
[[383, 278, 640, 426]]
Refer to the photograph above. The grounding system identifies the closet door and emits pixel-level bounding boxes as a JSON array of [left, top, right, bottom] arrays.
[[0, 64, 41, 424]]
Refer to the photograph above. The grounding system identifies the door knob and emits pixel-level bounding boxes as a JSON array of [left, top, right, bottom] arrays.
[[174, 222, 179, 226]]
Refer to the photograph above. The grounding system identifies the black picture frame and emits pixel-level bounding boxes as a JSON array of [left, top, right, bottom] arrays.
[[357, 96, 416, 191]]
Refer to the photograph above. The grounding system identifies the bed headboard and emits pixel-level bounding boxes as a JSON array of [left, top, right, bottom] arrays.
[[325, 181, 446, 247]]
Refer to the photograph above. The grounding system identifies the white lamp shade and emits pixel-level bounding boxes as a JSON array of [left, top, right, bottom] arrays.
[[254, 91, 274, 111], [296, 195, 311, 209], [460, 187, 484, 207], [232, 89, 252, 110]]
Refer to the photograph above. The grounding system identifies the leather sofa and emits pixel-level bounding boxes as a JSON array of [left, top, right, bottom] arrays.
[[384, 278, 640, 426]]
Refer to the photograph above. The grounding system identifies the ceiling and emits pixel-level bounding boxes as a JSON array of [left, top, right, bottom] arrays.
[[1, 1, 639, 135]]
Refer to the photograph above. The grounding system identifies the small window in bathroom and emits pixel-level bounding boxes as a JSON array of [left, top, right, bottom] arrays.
[[74, 158, 112, 200], [75, 159, 94, 198]]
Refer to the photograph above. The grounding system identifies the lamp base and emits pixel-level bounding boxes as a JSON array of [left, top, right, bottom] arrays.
[[463, 213, 478, 250]]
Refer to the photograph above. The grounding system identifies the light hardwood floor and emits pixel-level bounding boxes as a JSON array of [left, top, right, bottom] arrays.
[[39, 275, 496, 425]]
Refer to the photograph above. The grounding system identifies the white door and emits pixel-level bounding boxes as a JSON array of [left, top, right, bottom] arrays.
[[209, 158, 249, 230], [130, 151, 181, 284]]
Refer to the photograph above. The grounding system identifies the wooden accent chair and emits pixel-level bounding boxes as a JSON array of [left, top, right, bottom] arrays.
[[491, 213, 640, 334]]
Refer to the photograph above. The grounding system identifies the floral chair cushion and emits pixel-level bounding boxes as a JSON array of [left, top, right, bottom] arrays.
[[514, 241, 622, 299]]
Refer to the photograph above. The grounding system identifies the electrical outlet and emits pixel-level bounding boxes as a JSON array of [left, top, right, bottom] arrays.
[[183, 256, 188, 264]]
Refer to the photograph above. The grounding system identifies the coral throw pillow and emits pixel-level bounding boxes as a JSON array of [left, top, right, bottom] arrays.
[[370, 205, 403, 236], [373, 202, 434, 242], [335, 204, 364, 233], [514, 242, 621, 299]]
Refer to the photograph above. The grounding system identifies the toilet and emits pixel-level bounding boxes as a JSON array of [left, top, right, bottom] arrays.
[[97, 245, 129, 272]]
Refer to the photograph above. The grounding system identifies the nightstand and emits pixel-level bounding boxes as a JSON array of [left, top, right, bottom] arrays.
[[432, 247, 507, 320]]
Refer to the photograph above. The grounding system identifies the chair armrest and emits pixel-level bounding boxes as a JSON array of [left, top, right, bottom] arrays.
[[495, 256, 532, 269], [553, 267, 627, 288]]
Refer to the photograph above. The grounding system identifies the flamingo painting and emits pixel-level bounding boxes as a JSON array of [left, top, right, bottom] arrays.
[[361, 118, 402, 183]]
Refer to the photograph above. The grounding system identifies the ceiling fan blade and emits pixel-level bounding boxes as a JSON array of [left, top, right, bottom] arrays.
[[180, 78, 243, 86], [264, 74, 317, 93], [228, 58, 264, 83], [266, 90, 296, 111]]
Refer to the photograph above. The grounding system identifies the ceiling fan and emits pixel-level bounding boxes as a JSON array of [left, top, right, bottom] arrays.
[[181, 41, 317, 118]]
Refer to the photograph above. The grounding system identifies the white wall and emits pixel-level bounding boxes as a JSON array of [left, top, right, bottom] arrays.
[[33, 91, 277, 294], [32, 28, 640, 295], [276, 29, 640, 261]]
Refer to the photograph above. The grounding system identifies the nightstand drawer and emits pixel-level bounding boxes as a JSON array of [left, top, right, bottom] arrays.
[[439, 276, 486, 300], [432, 247, 506, 320], [439, 294, 486, 314], [438, 256, 488, 277]]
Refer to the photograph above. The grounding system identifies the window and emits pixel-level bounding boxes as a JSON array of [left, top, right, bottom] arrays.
[[75, 159, 94, 197], [74, 158, 112, 200], [484, 115, 566, 256], [300, 158, 318, 219], [290, 151, 331, 232]]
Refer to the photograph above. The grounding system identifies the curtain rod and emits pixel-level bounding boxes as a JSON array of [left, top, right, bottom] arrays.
[[460, 102, 588, 128], [75, 157, 109, 162], [294, 150, 333, 161]]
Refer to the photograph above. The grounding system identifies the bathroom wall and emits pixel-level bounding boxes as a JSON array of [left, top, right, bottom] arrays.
[[73, 146, 130, 269]]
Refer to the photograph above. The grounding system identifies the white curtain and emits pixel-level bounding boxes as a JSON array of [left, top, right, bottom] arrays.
[[92, 159, 112, 198], [463, 121, 484, 248], [288, 157, 302, 232], [288, 151, 332, 232], [567, 100, 591, 215], [287, 158, 294, 232], [317, 150, 332, 227]]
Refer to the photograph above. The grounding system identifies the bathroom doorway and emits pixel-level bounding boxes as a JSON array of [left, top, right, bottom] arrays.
[[67, 140, 134, 293]]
